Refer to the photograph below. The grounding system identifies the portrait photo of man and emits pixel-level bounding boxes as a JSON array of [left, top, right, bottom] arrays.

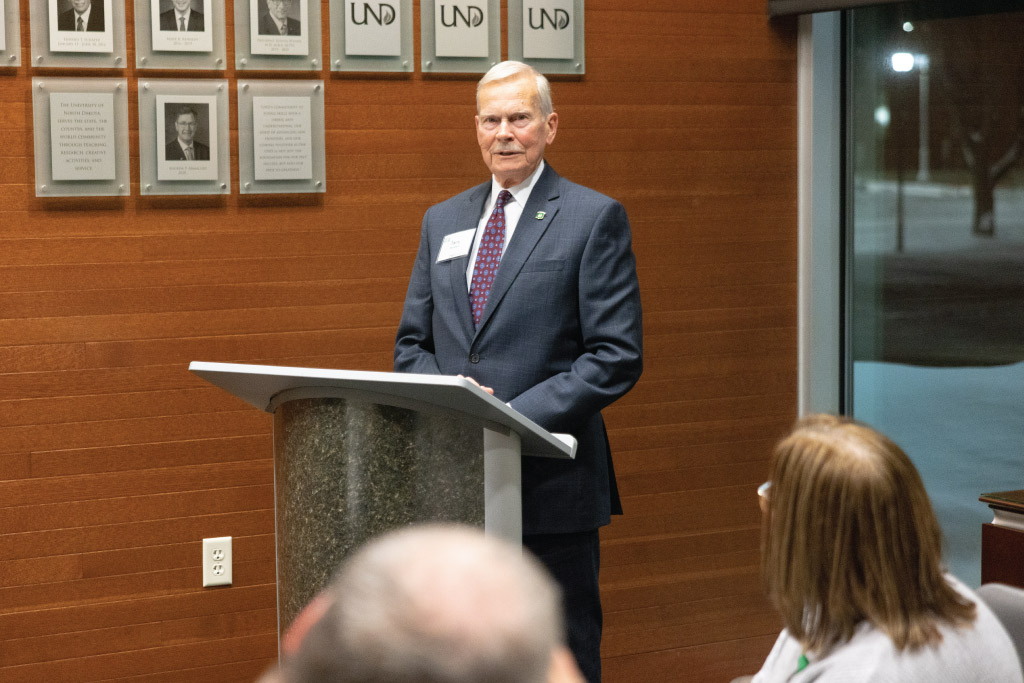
[[257, 0, 300, 36], [164, 104, 210, 161], [159, 0, 204, 32], [56, 0, 105, 32]]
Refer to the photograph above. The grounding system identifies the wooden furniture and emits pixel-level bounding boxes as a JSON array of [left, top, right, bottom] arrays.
[[980, 490, 1024, 589]]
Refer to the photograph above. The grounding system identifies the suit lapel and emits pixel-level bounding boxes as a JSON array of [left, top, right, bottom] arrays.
[[450, 182, 491, 341], [474, 165, 562, 335]]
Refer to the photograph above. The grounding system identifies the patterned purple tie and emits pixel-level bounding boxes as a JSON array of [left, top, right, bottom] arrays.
[[469, 190, 512, 327]]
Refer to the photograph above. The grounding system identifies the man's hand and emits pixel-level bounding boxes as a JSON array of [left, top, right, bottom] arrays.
[[458, 374, 494, 395]]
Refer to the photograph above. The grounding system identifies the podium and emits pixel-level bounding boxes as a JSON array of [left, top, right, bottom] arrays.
[[189, 361, 575, 637]]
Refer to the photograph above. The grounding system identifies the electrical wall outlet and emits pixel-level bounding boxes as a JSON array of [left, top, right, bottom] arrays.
[[202, 537, 232, 588]]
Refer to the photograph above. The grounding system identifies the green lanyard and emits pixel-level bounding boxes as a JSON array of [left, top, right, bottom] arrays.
[[796, 653, 809, 674]]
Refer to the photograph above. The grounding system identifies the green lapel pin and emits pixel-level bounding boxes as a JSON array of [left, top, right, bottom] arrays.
[[535, 211, 546, 220]]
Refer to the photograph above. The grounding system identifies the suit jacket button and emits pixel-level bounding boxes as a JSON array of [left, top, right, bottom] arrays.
[[469, 353, 480, 364]]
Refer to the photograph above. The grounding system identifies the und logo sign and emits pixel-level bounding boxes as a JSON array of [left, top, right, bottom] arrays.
[[350, 3, 397, 26], [527, 8, 570, 30], [344, 0, 402, 57], [522, 1, 575, 60], [433, 0, 489, 59], [439, 5, 485, 27]]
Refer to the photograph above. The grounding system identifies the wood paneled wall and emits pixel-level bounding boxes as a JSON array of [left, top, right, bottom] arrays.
[[0, 2, 798, 681]]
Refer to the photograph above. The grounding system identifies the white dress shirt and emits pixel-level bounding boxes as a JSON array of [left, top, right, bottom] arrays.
[[74, 6, 93, 28], [176, 139, 195, 158], [465, 160, 546, 289]]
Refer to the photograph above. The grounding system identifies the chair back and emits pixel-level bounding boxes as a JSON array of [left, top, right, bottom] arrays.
[[977, 582, 1024, 672]]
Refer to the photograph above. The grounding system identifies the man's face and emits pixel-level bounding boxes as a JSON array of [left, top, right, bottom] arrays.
[[71, 0, 91, 12], [175, 113, 197, 143], [475, 76, 557, 189], [266, 0, 291, 20], [172, 0, 191, 12]]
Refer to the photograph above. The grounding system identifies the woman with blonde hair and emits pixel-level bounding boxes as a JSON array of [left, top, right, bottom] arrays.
[[750, 414, 1022, 682]]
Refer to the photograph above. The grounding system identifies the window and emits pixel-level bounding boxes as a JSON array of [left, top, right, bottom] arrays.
[[845, 3, 1024, 586]]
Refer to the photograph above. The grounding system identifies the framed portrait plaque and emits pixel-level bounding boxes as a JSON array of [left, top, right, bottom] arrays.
[[156, 96, 218, 181], [237, 79, 326, 194], [139, 79, 230, 195], [32, 77, 130, 197], [507, 0, 584, 75], [1, 0, 22, 65], [29, 0, 127, 68], [235, 0, 322, 71], [330, 0, 412, 73], [134, 0, 227, 70]]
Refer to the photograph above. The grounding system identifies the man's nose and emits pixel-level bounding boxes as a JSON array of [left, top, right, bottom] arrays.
[[496, 120, 513, 137]]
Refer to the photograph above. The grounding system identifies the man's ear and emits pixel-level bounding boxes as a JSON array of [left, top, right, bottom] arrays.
[[545, 112, 559, 145]]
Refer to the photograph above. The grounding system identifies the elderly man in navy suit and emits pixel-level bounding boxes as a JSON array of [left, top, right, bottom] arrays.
[[395, 61, 643, 683]]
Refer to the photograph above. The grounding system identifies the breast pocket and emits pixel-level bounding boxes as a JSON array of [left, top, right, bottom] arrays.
[[521, 259, 565, 273]]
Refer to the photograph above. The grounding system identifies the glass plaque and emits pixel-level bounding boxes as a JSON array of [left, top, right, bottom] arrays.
[[32, 77, 130, 197], [235, 0, 323, 71], [420, 0, 499, 74], [508, 0, 584, 74], [139, 79, 230, 195], [330, 0, 412, 72], [134, 0, 227, 70], [237, 80, 326, 194], [1, 0, 22, 65], [29, 0, 127, 68]]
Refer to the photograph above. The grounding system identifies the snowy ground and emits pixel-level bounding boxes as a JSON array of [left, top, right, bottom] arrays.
[[853, 361, 1024, 587]]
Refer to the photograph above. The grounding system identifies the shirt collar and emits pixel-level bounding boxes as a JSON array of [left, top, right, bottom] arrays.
[[490, 160, 544, 208]]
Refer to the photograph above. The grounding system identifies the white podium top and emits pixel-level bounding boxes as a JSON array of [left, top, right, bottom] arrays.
[[189, 361, 575, 460]]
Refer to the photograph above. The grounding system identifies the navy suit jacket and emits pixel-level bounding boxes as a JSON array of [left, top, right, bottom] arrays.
[[159, 8, 204, 31], [395, 164, 643, 535], [57, 4, 105, 31]]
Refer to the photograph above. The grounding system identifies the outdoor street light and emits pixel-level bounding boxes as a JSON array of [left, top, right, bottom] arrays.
[[891, 52, 915, 72], [874, 105, 891, 128], [891, 52, 930, 182]]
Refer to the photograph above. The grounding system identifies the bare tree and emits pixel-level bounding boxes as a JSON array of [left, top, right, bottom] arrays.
[[928, 17, 1024, 236]]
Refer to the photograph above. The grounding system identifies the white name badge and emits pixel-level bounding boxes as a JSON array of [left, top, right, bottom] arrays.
[[436, 228, 475, 262]]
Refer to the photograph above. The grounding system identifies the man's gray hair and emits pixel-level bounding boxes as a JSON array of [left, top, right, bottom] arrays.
[[477, 60, 554, 117], [284, 525, 565, 683]]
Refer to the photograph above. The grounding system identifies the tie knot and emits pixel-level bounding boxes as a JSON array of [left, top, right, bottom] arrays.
[[495, 190, 512, 209]]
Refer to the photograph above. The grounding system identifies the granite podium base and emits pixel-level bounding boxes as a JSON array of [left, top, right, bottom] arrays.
[[272, 396, 486, 634]]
